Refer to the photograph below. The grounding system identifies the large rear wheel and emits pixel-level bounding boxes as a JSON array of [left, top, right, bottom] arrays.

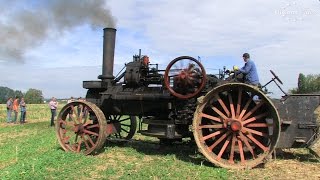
[[193, 83, 280, 169]]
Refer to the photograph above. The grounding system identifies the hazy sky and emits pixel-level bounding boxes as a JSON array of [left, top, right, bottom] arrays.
[[1, 0, 320, 98]]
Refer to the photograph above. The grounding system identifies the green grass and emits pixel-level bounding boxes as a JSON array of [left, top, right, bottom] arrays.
[[0, 104, 229, 179]]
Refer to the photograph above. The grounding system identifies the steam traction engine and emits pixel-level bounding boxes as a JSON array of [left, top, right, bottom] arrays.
[[56, 28, 320, 169]]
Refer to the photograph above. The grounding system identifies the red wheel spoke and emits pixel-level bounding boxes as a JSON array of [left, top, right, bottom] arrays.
[[86, 134, 95, 146], [186, 78, 194, 86], [238, 132, 256, 158], [63, 136, 70, 143], [212, 107, 228, 119], [216, 94, 230, 117], [208, 131, 231, 152], [58, 119, 64, 125], [239, 98, 252, 120], [65, 120, 75, 127], [78, 105, 84, 123], [198, 124, 223, 129], [82, 108, 89, 123], [81, 135, 90, 150], [242, 127, 268, 137], [59, 119, 75, 127], [70, 105, 77, 117], [246, 123, 269, 128], [242, 101, 265, 120], [246, 134, 269, 151], [237, 137, 246, 164], [69, 105, 78, 124], [228, 134, 236, 164], [202, 130, 225, 141], [243, 112, 268, 125], [77, 140, 82, 152], [188, 72, 197, 78], [200, 113, 221, 123], [81, 120, 93, 128], [216, 136, 231, 161], [71, 144, 77, 151], [74, 134, 79, 143], [236, 88, 242, 118], [86, 123, 99, 129], [68, 114, 76, 124], [228, 94, 235, 119], [83, 129, 99, 136]]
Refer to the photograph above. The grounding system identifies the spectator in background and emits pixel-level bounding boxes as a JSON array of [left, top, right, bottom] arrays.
[[6, 97, 13, 123], [49, 97, 58, 127], [20, 97, 27, 124], [12, 97, 19, 124]]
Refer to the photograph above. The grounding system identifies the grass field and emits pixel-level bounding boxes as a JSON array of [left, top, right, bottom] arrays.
[[0, 104, 319, 179]]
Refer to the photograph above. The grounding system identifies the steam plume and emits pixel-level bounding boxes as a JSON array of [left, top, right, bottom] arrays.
[[0, 0, 116, 62]]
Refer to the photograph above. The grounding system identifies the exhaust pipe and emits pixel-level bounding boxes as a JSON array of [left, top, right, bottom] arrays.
[[98, 28, 116, 81]]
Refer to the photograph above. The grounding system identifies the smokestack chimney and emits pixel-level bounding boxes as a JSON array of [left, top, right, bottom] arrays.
[[98, 28, 116, 81]]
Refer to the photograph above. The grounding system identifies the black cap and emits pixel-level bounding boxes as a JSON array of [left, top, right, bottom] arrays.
[[243, 53, 250, 59]]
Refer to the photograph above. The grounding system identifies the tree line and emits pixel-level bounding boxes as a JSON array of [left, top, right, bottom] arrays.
[[0, 86, 44, 104], [290, 73, 320, 94]]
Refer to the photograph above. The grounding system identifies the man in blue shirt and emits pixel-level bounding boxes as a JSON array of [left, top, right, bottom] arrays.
[[236, 53, 260, 85]]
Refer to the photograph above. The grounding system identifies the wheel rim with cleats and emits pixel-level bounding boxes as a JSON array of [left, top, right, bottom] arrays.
[[193, 83, 280, 169]]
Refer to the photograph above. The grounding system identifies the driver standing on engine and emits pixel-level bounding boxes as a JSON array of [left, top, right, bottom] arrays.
[[235, 53, 260, 86]]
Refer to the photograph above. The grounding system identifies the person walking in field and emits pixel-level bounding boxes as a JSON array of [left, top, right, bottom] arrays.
[[49, 97, 58, 127], [20, 97, 27, 124], [12, 97, 19, 124], [6, 97, 13, 123]]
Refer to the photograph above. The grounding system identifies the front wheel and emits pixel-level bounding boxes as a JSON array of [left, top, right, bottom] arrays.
[[193, 83, 280, 169], [56, 101, 107, 155]]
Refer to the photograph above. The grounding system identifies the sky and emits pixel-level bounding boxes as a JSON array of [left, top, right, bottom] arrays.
[[0, 0, 320, 98]]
